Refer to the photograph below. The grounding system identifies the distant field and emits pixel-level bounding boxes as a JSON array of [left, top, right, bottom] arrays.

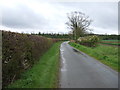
[[102, 40, 120, 41], [100, 40, 120, 46]]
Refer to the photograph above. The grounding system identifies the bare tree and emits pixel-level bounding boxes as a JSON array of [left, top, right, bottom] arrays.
[[66, 11, 92, 41]]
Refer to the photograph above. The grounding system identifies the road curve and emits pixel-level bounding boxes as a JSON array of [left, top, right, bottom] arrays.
[[59, 42, 118, 88]]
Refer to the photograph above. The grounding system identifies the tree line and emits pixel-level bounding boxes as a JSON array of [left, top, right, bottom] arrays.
[[31, 32, 119, 40], [31, 32, 70, 39]]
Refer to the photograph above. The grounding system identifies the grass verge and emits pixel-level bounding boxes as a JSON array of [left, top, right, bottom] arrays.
[[7, 42, 62, 88], [69, 42, 119, 72]]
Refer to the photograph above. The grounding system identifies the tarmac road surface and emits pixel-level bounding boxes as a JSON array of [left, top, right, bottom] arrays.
[[59, 42, 118, 88]]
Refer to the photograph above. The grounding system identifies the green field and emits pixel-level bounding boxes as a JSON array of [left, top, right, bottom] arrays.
[[100, 42, 120, 46], [7, 42, 62, 88], [100, 40, 120, 46], [69, 42, 119, 72]]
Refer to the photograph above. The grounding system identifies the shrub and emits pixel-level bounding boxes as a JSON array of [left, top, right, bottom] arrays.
[[77, 35, 99, 47], [2, 31, 54, 87]]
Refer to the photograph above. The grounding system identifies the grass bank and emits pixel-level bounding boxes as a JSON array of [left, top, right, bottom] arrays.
[[69, 42, 119, 72], [7, 42, 62, 88]]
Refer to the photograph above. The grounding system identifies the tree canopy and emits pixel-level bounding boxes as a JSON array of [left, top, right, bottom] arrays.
[[66, 11, 92, 40]]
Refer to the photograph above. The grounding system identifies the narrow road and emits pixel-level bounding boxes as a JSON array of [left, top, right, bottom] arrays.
[[59, 42, 118, 88]]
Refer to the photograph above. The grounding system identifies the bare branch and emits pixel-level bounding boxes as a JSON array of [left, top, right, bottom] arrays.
[[66, 11, 92, 40]]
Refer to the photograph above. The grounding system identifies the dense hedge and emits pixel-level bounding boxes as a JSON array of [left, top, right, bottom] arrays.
[[77, 35, 99, 47], [2, 31, 54, 87]]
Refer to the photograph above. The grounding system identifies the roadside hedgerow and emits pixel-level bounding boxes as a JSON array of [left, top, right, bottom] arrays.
[[77, 35, 99, 47], [2, 31, 55, 87]]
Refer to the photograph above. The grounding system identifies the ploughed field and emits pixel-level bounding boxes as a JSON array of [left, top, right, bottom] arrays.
[[100, 40, 120, 46]]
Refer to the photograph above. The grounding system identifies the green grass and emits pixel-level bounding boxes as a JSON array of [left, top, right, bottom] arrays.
[[69, 42, 119, 72], [7, 42, 62, 88]]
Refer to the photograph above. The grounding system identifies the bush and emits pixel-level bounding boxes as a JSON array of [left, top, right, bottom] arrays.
[[77, 35, 99, 47], [2, 31, 54, 87]]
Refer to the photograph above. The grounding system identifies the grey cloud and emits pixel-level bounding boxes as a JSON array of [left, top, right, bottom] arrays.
[[0, 1, 118, 34], [118, 1, 120, 34], [1, 4, 47, 29], [59, 2, 118, 30]]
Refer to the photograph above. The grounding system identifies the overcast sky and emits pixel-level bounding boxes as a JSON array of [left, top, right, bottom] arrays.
[[0, 0, 118, 34]]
